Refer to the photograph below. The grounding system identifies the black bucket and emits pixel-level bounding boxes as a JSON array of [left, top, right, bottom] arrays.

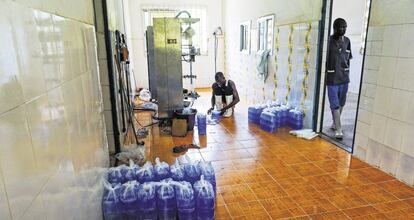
[[174, 108, 197, 131]]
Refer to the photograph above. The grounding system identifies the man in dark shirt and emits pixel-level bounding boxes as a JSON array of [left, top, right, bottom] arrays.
[[208, 72, 240, 117], [326, 18, 352, 139]]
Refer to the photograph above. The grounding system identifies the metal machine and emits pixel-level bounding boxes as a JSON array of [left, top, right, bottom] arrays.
[[146, 12, 200, 119], [147, 18, 183, 118]]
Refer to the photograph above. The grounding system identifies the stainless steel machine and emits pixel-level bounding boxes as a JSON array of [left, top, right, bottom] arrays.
[[147, 18, 183, 118], [146, 13, 200, 119]]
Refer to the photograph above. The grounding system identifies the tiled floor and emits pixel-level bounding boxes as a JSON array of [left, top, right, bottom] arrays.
[[133, 89, 414, 219]]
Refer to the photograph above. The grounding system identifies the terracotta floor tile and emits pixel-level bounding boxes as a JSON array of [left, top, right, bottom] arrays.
[[313, 159, 349, 173], [277, 177, 319, 197], [276, 155, 308, 164], [220, 184, 256, 204], [351, 213, 390, 220], [355, 168, 395, 183], [310, 211, 350, 220], [373, 200, 411, 213], [293, 195, 338, 215], [290, 162, 326, 177], [248, 180, 288, 200], [377, 180, 414, 199], [246, 147, 279, 160], [261, 197, 307, 219], [350, 184, 398, 204], [265, 166, 302, 180], [238, 168, 274, 183], [233, 212, 272, 220], [301, 152, 332, 162], [330, 170, 372, 186], [404, 198, 414, 207], [211, 160, 234, 172], [342, 205, 379, 218], [305, 174, 342, 191], [215, 205, 232, 219], [348, 157, 371, 169], [231, 158, 263, 170], [239, 139, 266, 148], [227, 201, 269, 218], [216, 193, 226, 206], [323, 187, 368, 209], [382, 207, 414, 219]]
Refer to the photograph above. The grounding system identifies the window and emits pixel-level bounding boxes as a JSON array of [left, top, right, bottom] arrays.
[[142, 6, 208, 55], [240, 21, 251, 54], [257, 15, 274, 53]]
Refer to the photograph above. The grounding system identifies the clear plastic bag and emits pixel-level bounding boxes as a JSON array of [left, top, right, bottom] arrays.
[[139, 89, 152, 102], [107, 166, 124, 185], [193, 175, 215, 220], [198, 161, 216, 193], [170, 159, 185, 181], [137, 182, 157, 220], [154, 157, 171, 181], [102, 179, 122, 220], [174, 181, 196, 220], [116, 144, 145, 166], [136, 161, 155, 183], [157, 179, 177, 220], [183, 156, 201, 184], [119, 180, 140, 218]]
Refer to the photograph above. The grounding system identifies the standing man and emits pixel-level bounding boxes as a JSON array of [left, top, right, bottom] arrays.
[[326, 18, 352, 139], [208, 72, 240, 117]]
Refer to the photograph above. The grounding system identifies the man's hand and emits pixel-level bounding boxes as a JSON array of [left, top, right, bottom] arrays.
[[220, 108, 227, 116], [207, 107, 214, 114]]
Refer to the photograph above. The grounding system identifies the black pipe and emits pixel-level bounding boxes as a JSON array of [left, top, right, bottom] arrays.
[[102, 0, 121, 153]]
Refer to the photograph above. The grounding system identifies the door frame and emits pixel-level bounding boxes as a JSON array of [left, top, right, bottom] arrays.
[[314, 0, 373, 153]]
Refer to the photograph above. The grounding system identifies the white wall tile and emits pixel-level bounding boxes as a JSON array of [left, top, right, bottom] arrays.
[[377, 57, 397, 87], [364, 55, 380, 70], [389, 89, 411, 121], [354, 132, 369, 150], [373, 86, 392, 116], [381, 25, 401, 57], [0, 2, 24, 114], [0, 107, 42, 219], [0, 169, 12, 220], [357, 108, 372, 125], [396, 153, 414, 186], [364, 83, 377, 98], [354, 145, 367, 161], [12, 5, 49, 101], [366, 138, 384, 167], [398, 24, 414, 58], [393, 58, 414, 92], [405, 92, 414, 125], [356, 121, 370, 137], [362, 69, 378, 84], [379, 146, 400, 175], [369, 113, 388, 143], [0, 3, 109, 219], [384, 118, 405, 151], [359, 95, 374, 112], [20, 195, 46, 220], [401, 124, 414, 158]]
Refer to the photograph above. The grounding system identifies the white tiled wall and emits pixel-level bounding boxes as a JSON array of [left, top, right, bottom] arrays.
[[354, 0, 414, 186], [223, 0, 323, 129], [0, 1, 109, 219]]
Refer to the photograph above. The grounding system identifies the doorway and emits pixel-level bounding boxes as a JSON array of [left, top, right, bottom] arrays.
[[318, 0, 372, 152]]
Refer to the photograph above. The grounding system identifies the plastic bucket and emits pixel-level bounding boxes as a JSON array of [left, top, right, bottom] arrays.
[[174, 108, 197, 131]]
